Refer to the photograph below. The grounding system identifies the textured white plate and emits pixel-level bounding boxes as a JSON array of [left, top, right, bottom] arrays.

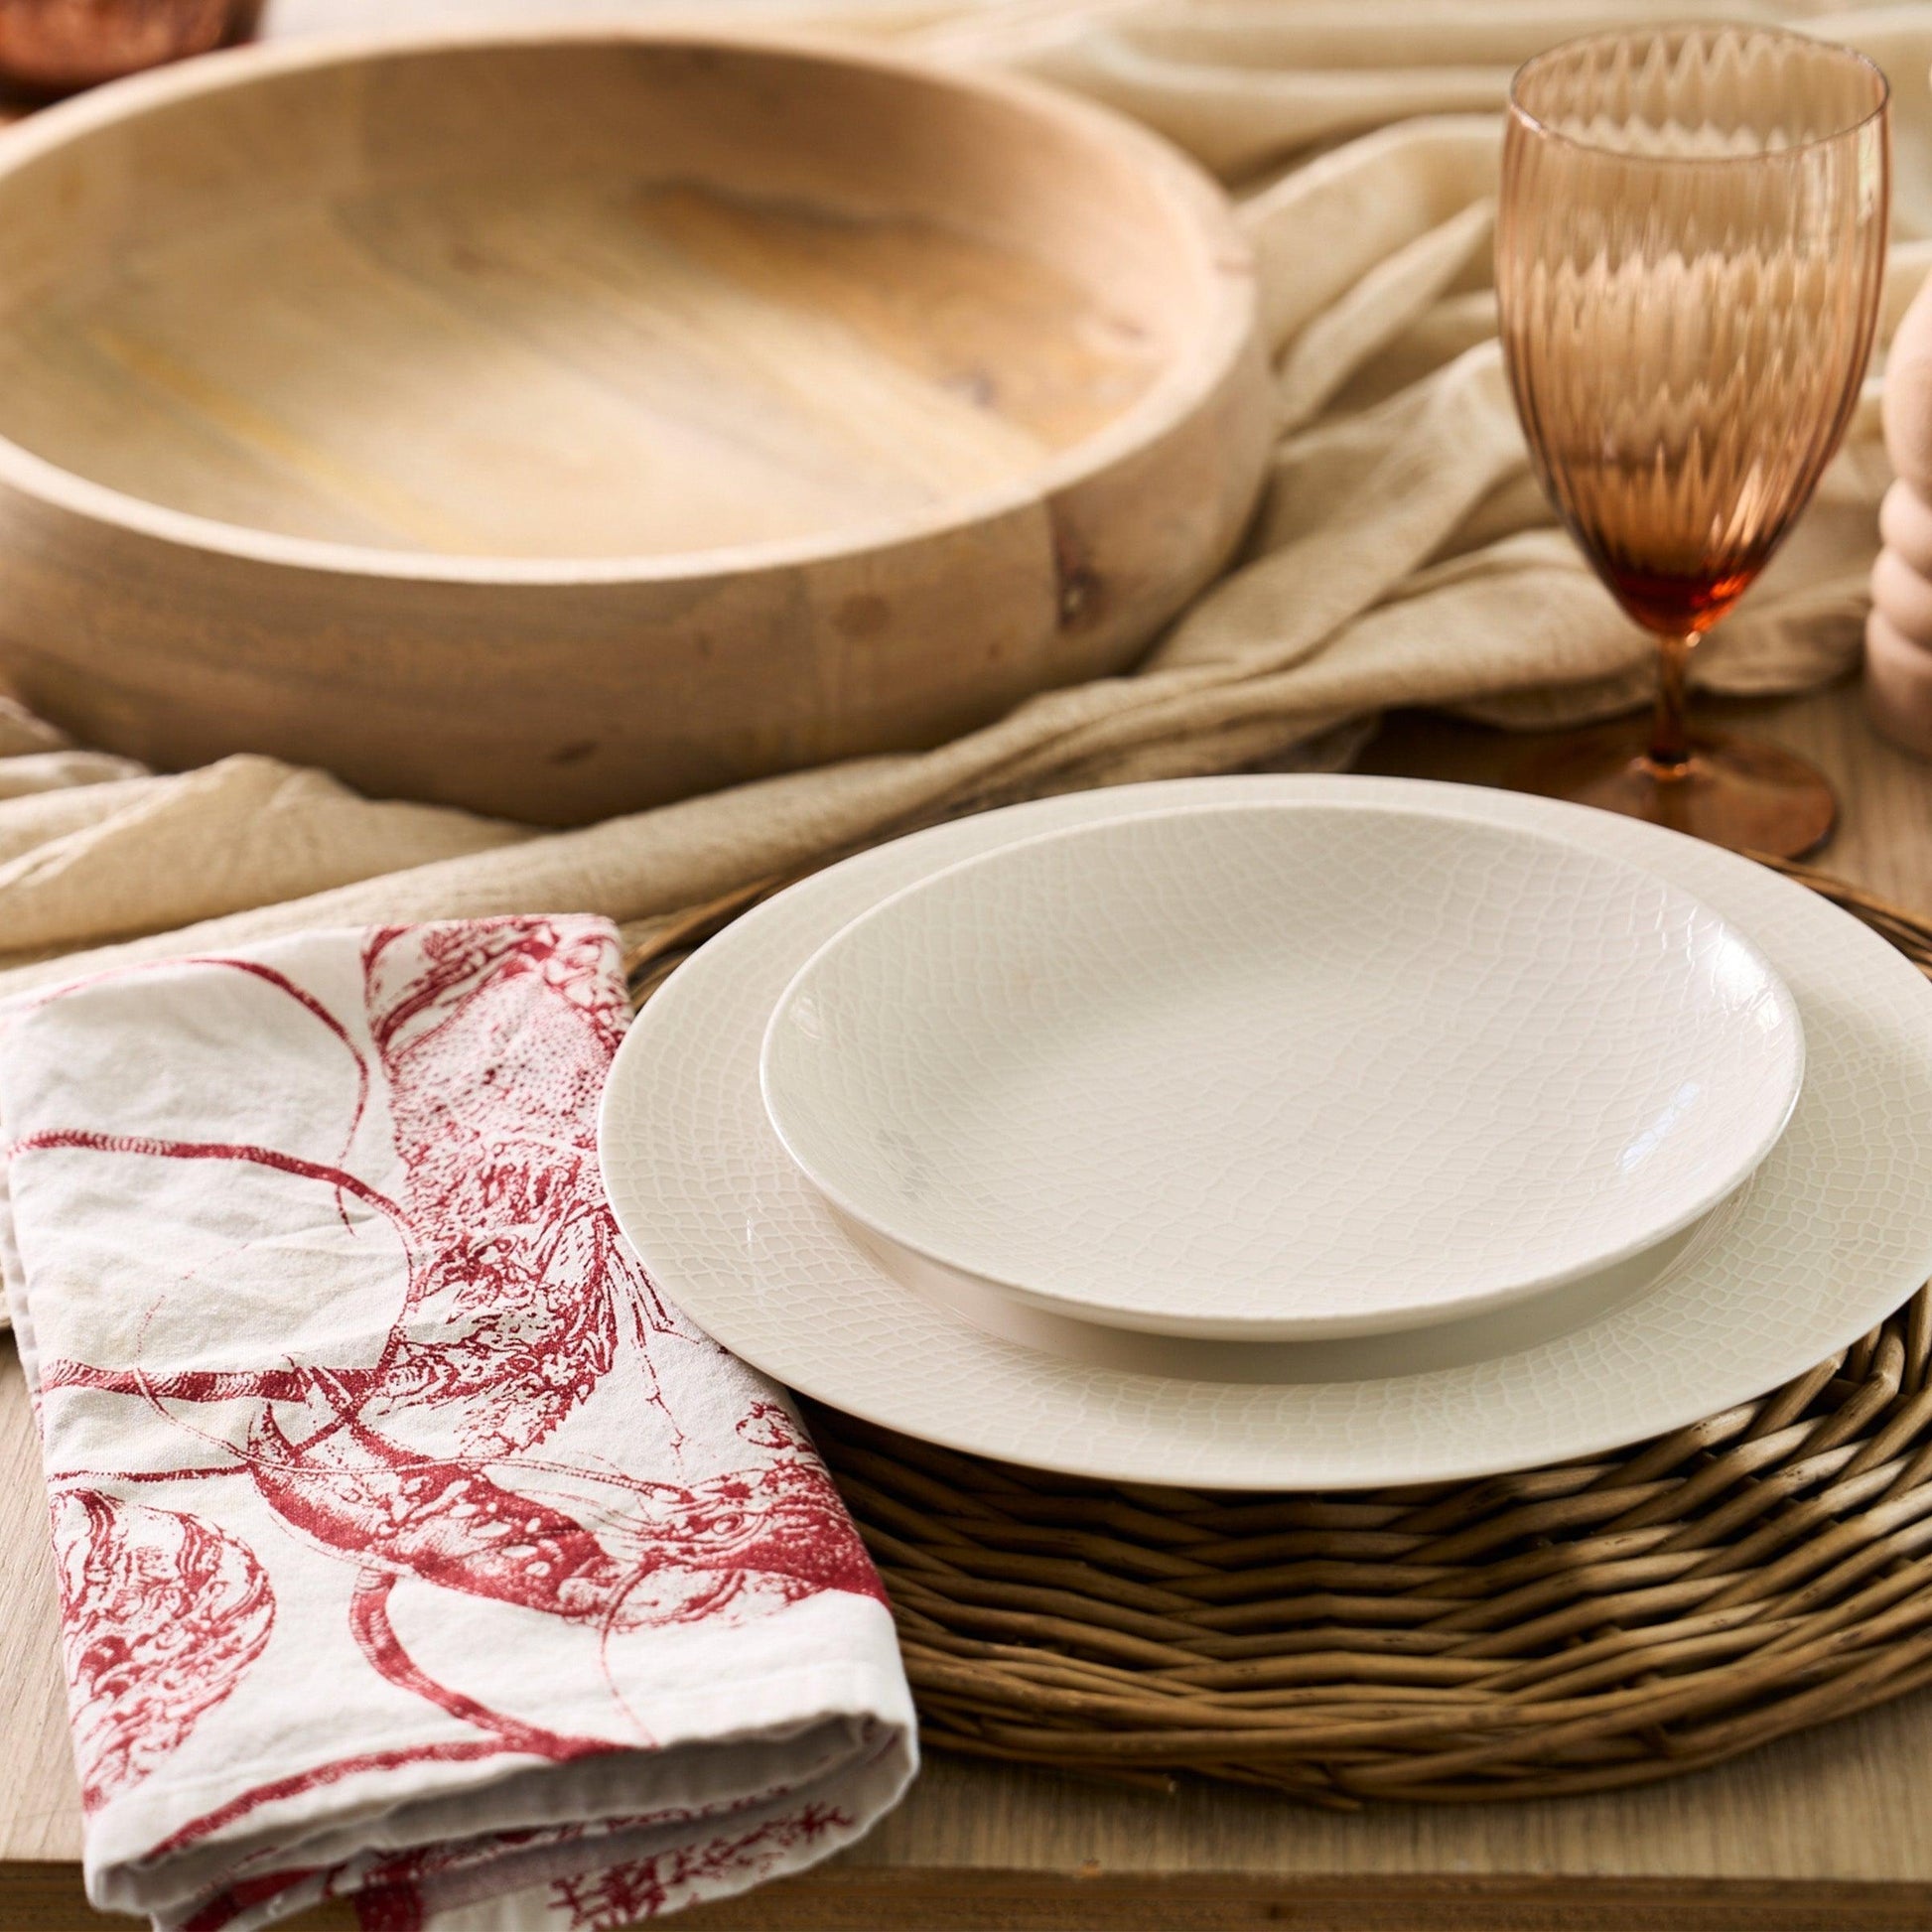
[[760, 802, 1802, 1339], [600, 776, 1932, 1489]]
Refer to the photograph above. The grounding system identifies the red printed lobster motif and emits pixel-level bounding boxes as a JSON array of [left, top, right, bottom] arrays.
[[25, 918, 883, 1834], [52, 1490, 274, 1812]]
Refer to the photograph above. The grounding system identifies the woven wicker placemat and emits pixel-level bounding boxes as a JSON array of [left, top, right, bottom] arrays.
[[633, 855, 1932, 1807]]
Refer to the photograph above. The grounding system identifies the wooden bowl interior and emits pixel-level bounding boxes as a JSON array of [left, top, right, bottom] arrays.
[[0, 40, 1222, 560]]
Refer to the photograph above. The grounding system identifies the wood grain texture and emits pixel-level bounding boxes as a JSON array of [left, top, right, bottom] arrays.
[[0, 1342, 69, 1869], [8, 1864, 1932, 1932], [685, 1872, 1932, 1930], [13, 1867, 1932, 1932], [7, 678, 1932, 1932], [0, 25, 1269, 825]]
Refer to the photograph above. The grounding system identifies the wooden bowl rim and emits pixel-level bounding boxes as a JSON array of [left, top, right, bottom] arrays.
[[0, 18, 1261, 586]]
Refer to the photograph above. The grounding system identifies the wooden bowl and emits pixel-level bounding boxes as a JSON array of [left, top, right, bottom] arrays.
[[0, 25, 1268, 824]]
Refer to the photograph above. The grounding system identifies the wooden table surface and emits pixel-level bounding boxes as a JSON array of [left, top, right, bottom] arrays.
[[5, 676, 1932, 1932]]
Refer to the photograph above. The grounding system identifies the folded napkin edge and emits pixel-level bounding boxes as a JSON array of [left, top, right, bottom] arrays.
[[88, 1619, 914, 1905]]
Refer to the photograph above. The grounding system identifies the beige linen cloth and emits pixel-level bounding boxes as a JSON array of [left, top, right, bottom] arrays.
[[0, 0, 1925, 1004]]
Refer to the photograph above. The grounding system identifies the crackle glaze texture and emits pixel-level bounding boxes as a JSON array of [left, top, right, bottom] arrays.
[[598, 776, 1932, 1491], [760, 803, 1801, 1339]]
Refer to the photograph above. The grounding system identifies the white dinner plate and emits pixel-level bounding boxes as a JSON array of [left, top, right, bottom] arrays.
[[760, 802, 1802, 1339], [600, 775, 1932, 1489]]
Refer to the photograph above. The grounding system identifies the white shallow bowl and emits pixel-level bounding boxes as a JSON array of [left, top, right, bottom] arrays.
[[598, 775, 1932, 1491], [834, 1188, 1733, 1384], [759, 802, 1802, 1340]]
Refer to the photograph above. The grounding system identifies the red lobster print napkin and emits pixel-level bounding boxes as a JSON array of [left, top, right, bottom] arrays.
[[0, 917, 915, 1931]]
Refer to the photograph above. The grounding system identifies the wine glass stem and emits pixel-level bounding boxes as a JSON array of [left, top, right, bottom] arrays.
[[1647, 631, 1696, 775]]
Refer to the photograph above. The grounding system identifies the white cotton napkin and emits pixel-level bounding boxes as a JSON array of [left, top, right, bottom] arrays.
[[0, 917, 915, 1931]]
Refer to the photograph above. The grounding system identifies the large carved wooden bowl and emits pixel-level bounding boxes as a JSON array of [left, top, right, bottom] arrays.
[[0, 26, 1268, 824]]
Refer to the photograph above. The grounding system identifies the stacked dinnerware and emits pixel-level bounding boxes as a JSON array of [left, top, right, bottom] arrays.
[[599, 776, 1932, 1491]]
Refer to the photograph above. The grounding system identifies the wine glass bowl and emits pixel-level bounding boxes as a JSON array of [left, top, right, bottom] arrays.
[[1496, 26, 1890, 856]]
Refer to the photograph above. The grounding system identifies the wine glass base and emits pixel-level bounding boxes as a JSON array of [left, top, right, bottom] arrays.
[[1505, 721, 1837, 860]]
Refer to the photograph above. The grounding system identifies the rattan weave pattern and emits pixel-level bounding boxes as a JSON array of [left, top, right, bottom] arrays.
[[630, 857, 1932, 1806]]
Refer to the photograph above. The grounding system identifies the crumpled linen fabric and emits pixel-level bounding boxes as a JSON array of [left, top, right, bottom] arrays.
[[0, 916, 915, 1929], [0, 0, 1919, 1003]]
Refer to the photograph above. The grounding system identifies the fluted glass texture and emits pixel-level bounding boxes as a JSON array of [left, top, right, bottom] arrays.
[[1497, 27, 1890, 638]]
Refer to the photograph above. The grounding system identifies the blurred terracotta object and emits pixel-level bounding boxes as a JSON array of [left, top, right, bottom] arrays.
[[0, 0, 256, 95]]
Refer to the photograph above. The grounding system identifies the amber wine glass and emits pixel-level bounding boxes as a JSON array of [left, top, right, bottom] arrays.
[[1496, 25, 1889, 857]]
